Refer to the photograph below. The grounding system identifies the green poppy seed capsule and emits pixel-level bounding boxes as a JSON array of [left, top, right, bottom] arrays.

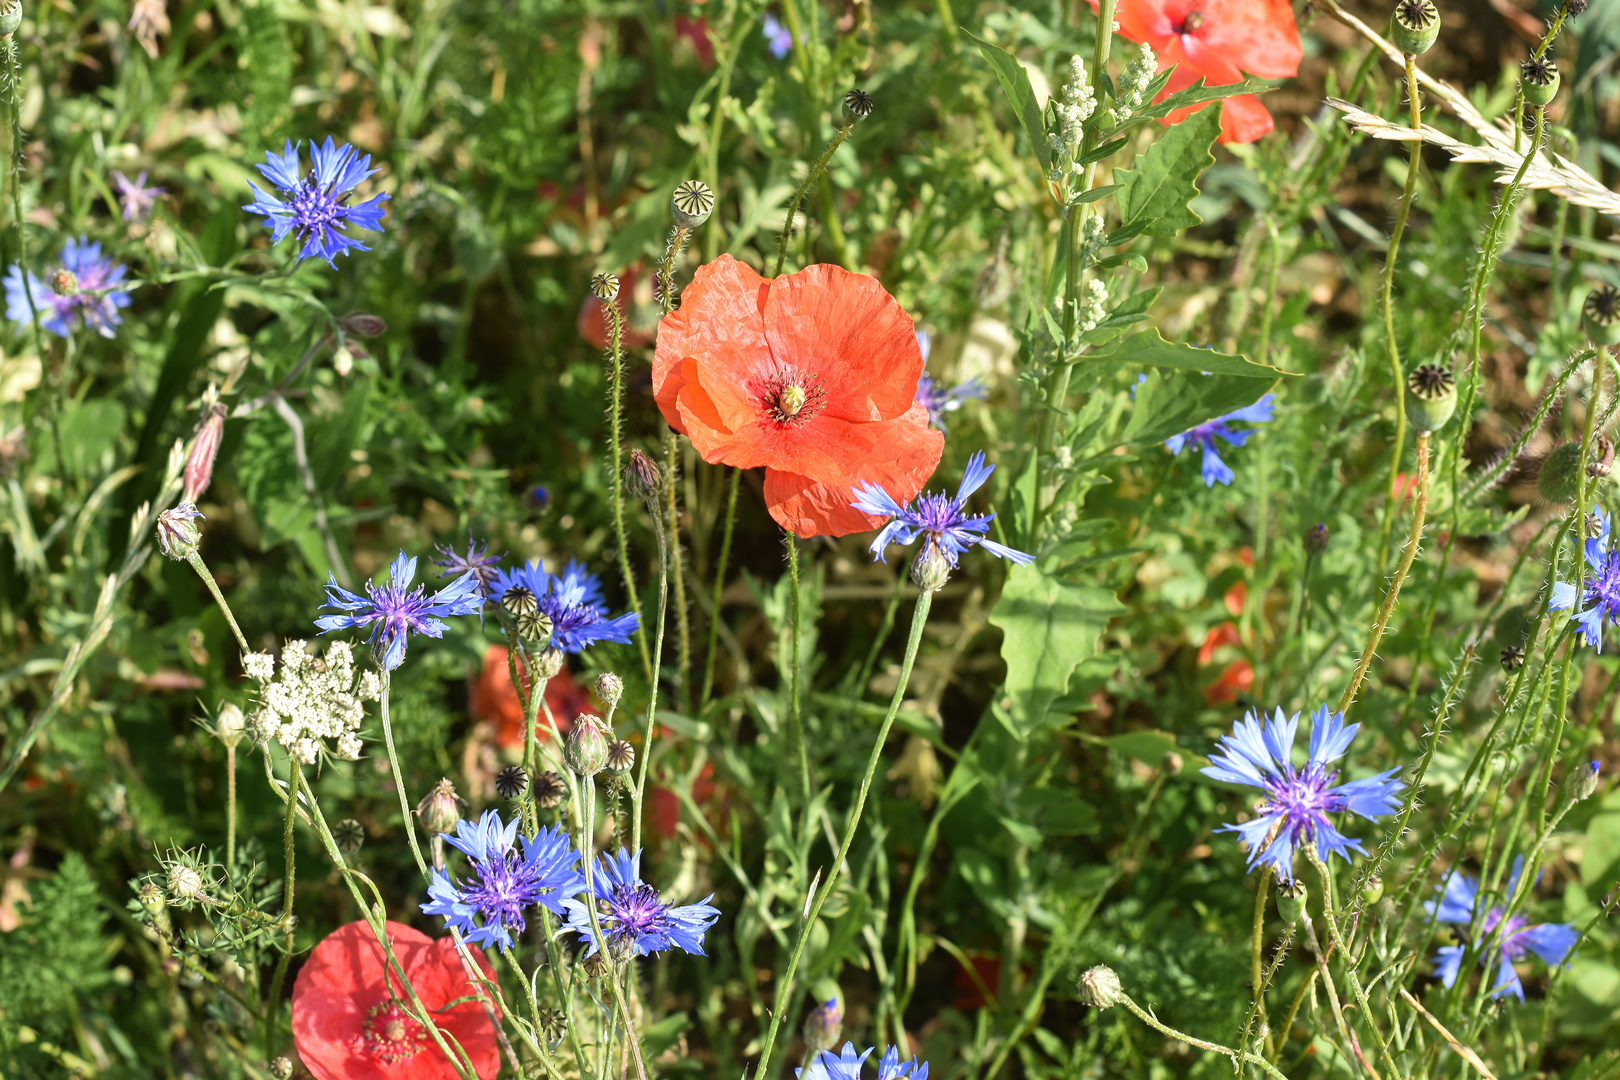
[[0, 0, 22, 38], [1404, 364, 1457, 433], [1277, 879, 1308, 925], [1521, 56, 1561, 107], [1535, 442, 1584, 503], [1584, 285, 1620, 345], [1500, 645, 1526, 671], [1361, 874, 1384, 905], [1391, 0, 1440, 55], [671, 180, 714, 228], [590, 272, 620, 302], [842, 89, 874, 125]]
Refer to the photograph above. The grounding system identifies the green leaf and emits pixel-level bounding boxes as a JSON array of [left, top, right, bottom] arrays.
[[1073, 183, 1121, 205], [1016, 788, 1100, 835], [1093, 329, 1290, 378], [963, 30, 1050, 172], [1120, 368, 1273, 447], [1114, 103, 1221, 237], [1583, 790, 1620, 889], [1136, 74, 1280, 123], [990, 565, 1124, 738], [1078, 137, 1129, 165]]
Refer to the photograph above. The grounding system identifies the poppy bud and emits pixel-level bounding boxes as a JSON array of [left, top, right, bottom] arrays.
[[1277, 879, 1308, 925], [1305, 523, 1329, 556], [216, 702, 245, 749], [339, 310, 387, 338], [1584, 285, 1620, 345], [1404, 364, 1457, 434], [1500, 645, 1526, 671], [183, 402, 227, 503], [1572, 760, 1602, 802], [1361, 873, 1384, 905], [1390, 0, 1440, 56], [843, 89, 874, 124], [566, 716, 611, 777], [333, 818, 366, 854], [495, 765, 529, 800], [0, 0, 22, 38], [604, 739, 635, 775], [672, 179, 715, 228], [534, 770, 567, 809], [911, 545, 952, 593], [51, 268, 77, 296], [416, 777, 464, 835], [595, 672, 624, 706], [1077, 965, 1124, 1009], [1535, 442, 1585, 503], [624, 448, 663, 507], [157, 503, 203, 561], [533, 646, 566, 680], [590, 273, 620, 302], [1521, 56, 1561, 108], [270, 1058, 294, 1080]]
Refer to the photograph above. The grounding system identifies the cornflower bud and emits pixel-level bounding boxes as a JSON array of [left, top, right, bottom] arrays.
[[595, 672, 624, 706], [911, 545, 952, 593], [1306, 522, 1330, 556], [534, 770, 567, 809], [566, 716, 611, 777], [1277, 879, 1308, 925], [157, 503, 204, 561], [624, 448, 663, 507], [416, 777, 464, 835], [1500, 645, 1526, 671], [1405, 364, 1457, 434], [1521, 56, 1561, 108], [842, 89, 874, 124], [1361, 873, 1385, 905], [334, 818, 366, 854], [339, 310, 387, 337], [270, 1057, 294, 1080], [51, 268, 78, 296], [1390, 0, 1440, 56], [1572, 760, 1602, 802], [604, 739, 635, 775], [215, 702, 246, 749], [183, 402, 228, 503], [672, 180, 715, 228], [802, 996, 843, 1061], [1584, 285, 1620, 345], [1077, 965, 1124, 1009], [495, 765, 529, 800], [590, 273, 620, 302], [0, 0, 22, 38], [533, 647, 565, 680]]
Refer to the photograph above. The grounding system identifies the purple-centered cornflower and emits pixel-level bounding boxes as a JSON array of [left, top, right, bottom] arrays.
[[423, 812, 586, 951], [913, 330, 988, 431], [491, 560, 641, 653], [797, 1045, 930, 1080], [4, 237, 132, 339], [562, 848, 719, 959], [1201, 705, 1403, 883], [1426, 857, 1578, 1001], [1549, 509, 1620, 650], [433, 534, 504, 601], [110, 169, 163, 222], [316, 550, 483, 671], [762, 12, 793, 58], [850, 451, 1033, 569], [242, 137, 389, 267], [1166, 394, 1276, 487]]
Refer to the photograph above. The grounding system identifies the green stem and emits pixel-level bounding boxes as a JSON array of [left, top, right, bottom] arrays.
[[1256, 217, 1283, 369], [773, 123, 852, 278], [264, 762, 300, 1061], [753, 588, 934, 1080], [664, 432, 691, 716], [1249, 872, 1270, 1033], [785, 532, 811, 806], [226, 744, 236, 869], [1300, 914, 1374, 1080], [379, 671, 428, 877], [1116, 992, 1291, 1080], [1307, 848, 1395, 1075], [699, 467, 740, 710], [605, 299, 653, 683], [186, 550, 249, 654], [629, 489, 672, 855]]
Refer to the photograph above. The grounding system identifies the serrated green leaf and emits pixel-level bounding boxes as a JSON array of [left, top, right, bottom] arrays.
[[1093, 329, 1289, 378], [964, 30, 1050, 172], [990, 565, 1124, 738], [1115, 103, 1221, 237]]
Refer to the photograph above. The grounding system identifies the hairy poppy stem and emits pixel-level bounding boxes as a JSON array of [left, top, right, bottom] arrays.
[[664, 431, 692, 715], [700, 467, 741, 709], [785, 533, 811, 806], [754, 588, 932, 1080], [1308, 848, 1396, 1074], [773, 121, 852, 277], [604, 299, 654, 683]]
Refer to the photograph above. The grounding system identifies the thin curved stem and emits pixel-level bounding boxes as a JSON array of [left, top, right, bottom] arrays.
[[264, 761, 300, 1060], [785, 533, 810, 806], [604, 299, 652, 682], [664, 431, 691, 715], [699, 467, 740, 709], [379, 671, 429, 878], [1116, 990, 1290, 1080], [629, 495, 672, 854], [226, 745, 237, 868], [773, 122, 852, 277], [185, 550, 249, 654]]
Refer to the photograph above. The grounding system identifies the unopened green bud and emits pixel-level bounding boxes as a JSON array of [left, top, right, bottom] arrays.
[[136, 881, 165, 916], [416, 777, 464, 835], [166, 862, 205, 902], [671, 180, 714, 228], [1535, 442, 1585, 504], [1572, 760, 1602, 802], [157, 503, 204, 561], [1361, 874, 1384, 905], [595, 672, 624, 706], [911, 545, 952, 593], [1521, 56, 1561, 108], [215, 702, 245, 748], [1391, 0, 1439, 55], [51, 269, 77, 296], [1405, 364, 1457, 433], [1583, 285, 1620, 345], [1077, 965, 1124, 1009], [533, 646, 565, 680], [1277, 879, 1308, 925], [565, 717, 611, 777]]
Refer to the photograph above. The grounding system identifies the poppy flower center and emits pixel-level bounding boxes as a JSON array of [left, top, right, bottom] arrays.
[[755, 366, 827, 427], [363, 1000, 427, 1064], [1178, 9, 1205, 33]]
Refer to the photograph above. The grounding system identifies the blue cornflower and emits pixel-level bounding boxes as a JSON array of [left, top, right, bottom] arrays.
[[563, 848, 719, 959], [316, 550, 483, 670], [5, 237, 132, 338], [1201, 705, 1403, 882], [423, 812, 586, 951], [1426, 857, 1578, 1001], [1549, 510, 1620, 649], [242, 137, 389, 266], [797, 1044, 930, 1080], [915, 373, 987, 431], [433, 534, 504, 602], [762, 12, 793, 58], [850, 452, 1033, 569], [491, 560, 641, 653], [111, 169, 163, 222], [1166, 394, 1276, 487]]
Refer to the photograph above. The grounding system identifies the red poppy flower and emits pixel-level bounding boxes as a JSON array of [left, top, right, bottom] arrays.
[[1092, 0, 1301, 143], [292, 920, 500, 1080], [471, 645, 597, 751], [654, 255, 944, 537]]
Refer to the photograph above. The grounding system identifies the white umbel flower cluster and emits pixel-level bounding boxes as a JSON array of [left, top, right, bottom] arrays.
[[242, 640, 381, 765], [1048, 56, 1096, 187], [1110, 43, 1158, 126]]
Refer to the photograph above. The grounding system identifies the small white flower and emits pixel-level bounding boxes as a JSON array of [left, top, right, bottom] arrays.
[[243, 652, 276, 683]]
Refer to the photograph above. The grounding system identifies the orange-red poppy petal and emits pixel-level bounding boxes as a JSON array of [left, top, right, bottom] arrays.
[[1196, 0, 1301, 79], [654, 255, 770, 436], [762, 405, 943, 537]]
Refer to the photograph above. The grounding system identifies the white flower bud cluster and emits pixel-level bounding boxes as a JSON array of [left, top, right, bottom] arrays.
[[1079, 278, 1109, 332], [1048, 56, 1096, 186], [244, 640, 382, 764], [1109, 44, 1158, 126]]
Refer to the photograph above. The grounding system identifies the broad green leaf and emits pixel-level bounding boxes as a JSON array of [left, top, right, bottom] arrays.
[[1115, 103, 1221, 237], [1016, 788, 1100, 835], [990, 564, 1124, 738], [1093, 329, 1290, 378], [1121, 368, 1273, 447], [963, 30, 1050, 172], [1582, 789, 1620, 889]]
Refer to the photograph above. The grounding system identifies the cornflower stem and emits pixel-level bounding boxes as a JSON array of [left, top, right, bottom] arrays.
[[699, 467, 740, 709], [575, 780, 650, 1080], [702, 12, 760, 261], [1256, 216, 1283, 369], [629, 486, 672, 854], [264, 761, 300, 1061], [1374, 53, 1422, 575], [1114, 991, 1290, 1080], [515, 644, 551, 838], [773, 122, 853, 277], [754, 588, 934, 1080], [1307, 849, 1395, 1074], [1338, 431, 1430, 714], [663, 431, 691, 715], [500, 945, 564, 1077], [604, 299, 652, 683], [3, 36, 48, 472], [226, 744, 237, 868], [430, 837, 525, 1075], [184, 551, 249, 654], [784, 532, 811, 807], [1300, 914, 1375, 1080], [379, 671, 429, 878], [1270, 968, 1318, 1064]]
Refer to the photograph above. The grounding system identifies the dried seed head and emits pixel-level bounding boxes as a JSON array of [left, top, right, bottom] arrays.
[[537, 1007, 567, 1046], [157, 503, 204, 561], [582, 951, 612, 979], [1077, 965, 1124, 1009], [270, 1057, 294, 1080], [843, 89, 875, 124], [590, 272, 620, 302], [1584, 285, 1620, 345], [495, 765, 529, 800], [416, 777, 465, 834], [1391, 0, 1440, 55], [1500, 645, 1526, 671], [534, 770, 567, 809], [334, 818, 366, 854], [1566, 0, 1589, 17], [604, 739, 636, 774], [671, 180, 715, 228]]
